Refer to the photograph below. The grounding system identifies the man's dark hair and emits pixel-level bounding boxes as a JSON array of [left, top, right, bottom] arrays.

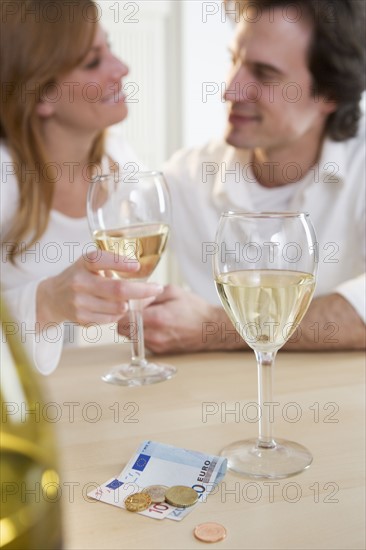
[[228, 0, 366, 140]]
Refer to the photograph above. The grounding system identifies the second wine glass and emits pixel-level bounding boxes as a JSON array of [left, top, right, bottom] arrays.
[[87, 170, 177, 386], [213, 212, 317, 478]]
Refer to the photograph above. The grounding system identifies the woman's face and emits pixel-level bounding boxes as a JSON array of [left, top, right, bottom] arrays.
[[39, 25, 129, 135]]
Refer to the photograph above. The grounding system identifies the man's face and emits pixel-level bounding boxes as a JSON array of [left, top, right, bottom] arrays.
[[224, 8, 334, 154]]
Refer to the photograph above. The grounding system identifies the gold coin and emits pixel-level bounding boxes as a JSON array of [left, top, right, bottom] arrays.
[[194, 522, 227, 543], [124, 492, 152, 512], [165, 485, 198, 508], [142, 485, 169, 503]]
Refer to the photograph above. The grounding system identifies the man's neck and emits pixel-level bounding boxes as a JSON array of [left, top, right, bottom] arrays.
[[251, 132, 325, 188]]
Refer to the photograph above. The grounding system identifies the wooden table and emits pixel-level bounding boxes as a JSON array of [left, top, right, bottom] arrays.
[[44, 344, 365, 549]]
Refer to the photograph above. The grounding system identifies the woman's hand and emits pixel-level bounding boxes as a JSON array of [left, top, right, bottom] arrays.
[[37, 250, 164, 327]]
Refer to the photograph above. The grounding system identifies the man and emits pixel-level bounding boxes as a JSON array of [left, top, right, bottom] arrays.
[[119, 0, 365, 352]]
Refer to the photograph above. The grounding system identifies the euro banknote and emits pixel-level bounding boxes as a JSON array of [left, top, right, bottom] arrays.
[[88, 440, 227, 521]]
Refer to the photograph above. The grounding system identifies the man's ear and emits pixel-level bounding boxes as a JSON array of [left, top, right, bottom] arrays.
[[36, 99, 55, 118], [321, 97, 338, 116]]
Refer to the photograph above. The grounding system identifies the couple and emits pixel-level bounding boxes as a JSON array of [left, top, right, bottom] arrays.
[[1, 0, 365, 374]]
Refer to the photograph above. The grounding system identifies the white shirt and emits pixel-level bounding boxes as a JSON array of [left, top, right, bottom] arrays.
[[163, 124, 366, 323], [0, 130, 142, 374]]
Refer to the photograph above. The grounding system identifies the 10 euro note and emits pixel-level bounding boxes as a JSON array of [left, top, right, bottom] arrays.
[[88, 440, 227, 521]]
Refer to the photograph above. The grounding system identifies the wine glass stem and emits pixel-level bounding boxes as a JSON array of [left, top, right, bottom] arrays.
[[128, 300, 148, 368], [255, 350, 277, 449]]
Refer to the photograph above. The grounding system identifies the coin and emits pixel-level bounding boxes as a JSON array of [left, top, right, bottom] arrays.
[[165, 485, 198, 508], [142, 485, 169, 503], [124, 492, 152, 512], [194, 522, 227, 543]]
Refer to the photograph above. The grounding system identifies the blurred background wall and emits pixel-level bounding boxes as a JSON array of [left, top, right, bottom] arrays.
[[99, 0, 232, 164], [98, 0, 233, 286]]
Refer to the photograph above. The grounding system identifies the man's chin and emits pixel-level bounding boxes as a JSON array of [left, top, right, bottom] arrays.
[[224, 127, 254, 150]]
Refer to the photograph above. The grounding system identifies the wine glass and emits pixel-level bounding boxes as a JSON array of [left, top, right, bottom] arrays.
[[87, 170, 177, 386], [212, 212, 317, 478]]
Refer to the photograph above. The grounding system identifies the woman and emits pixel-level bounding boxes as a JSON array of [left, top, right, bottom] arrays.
[[0, 0, 163, 373]]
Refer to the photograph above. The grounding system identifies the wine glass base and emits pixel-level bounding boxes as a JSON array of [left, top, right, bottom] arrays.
[[101, 362, 177, 387], [220, 438, 312, 479]]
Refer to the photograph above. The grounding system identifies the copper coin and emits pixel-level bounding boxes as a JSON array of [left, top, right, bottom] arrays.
[[124, 492, 152, 512], [165, 485, 198, 508], [142, 485, 169, 503], [194, 522, 227, 543]]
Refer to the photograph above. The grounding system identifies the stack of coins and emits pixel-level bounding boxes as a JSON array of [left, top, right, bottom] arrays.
[[124, 484, 198, 511]]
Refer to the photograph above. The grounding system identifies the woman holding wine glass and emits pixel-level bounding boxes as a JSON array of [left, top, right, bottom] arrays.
[[0, 0, 164, 375]]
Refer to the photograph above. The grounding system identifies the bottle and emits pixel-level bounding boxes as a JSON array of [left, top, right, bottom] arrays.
[[0, 301, 63, 549]]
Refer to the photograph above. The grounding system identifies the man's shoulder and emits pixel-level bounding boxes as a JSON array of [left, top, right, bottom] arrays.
[[339, 114, 366, 160], [320, 116, 365, 186]]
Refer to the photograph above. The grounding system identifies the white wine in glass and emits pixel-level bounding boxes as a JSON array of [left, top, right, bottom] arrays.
[[94, 223, 169, 280], [213, 212, 317, 478], [87, 171, 176, 386]]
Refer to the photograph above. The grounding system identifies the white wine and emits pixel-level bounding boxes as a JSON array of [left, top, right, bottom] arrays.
[[0, 303, 62, 548], [94, 223, 169, 280], [215, 270, 315, 351]]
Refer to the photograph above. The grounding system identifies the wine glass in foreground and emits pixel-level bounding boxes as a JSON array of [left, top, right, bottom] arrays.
[[87, 171, 176, 386], [213, 212, 317, 478]]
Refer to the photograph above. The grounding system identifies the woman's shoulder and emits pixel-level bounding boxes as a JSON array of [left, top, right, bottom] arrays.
[[0, 139, 14, 164], [0, 140, 20, 231]]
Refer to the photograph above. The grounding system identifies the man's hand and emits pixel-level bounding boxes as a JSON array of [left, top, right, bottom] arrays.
[[118, 285, 246, 353], [118, 286, 365, 354]]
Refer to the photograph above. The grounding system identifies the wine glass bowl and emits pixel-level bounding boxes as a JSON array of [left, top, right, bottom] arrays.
[[213, 212, 317, 478], [87, 171, 176, 386]]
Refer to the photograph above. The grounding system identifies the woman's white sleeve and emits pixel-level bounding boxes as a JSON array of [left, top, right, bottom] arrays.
[[2, 281, 64, 375]]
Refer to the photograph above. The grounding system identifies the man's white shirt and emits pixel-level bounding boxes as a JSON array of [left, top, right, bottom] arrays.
[[164, 122, 366, 323]]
